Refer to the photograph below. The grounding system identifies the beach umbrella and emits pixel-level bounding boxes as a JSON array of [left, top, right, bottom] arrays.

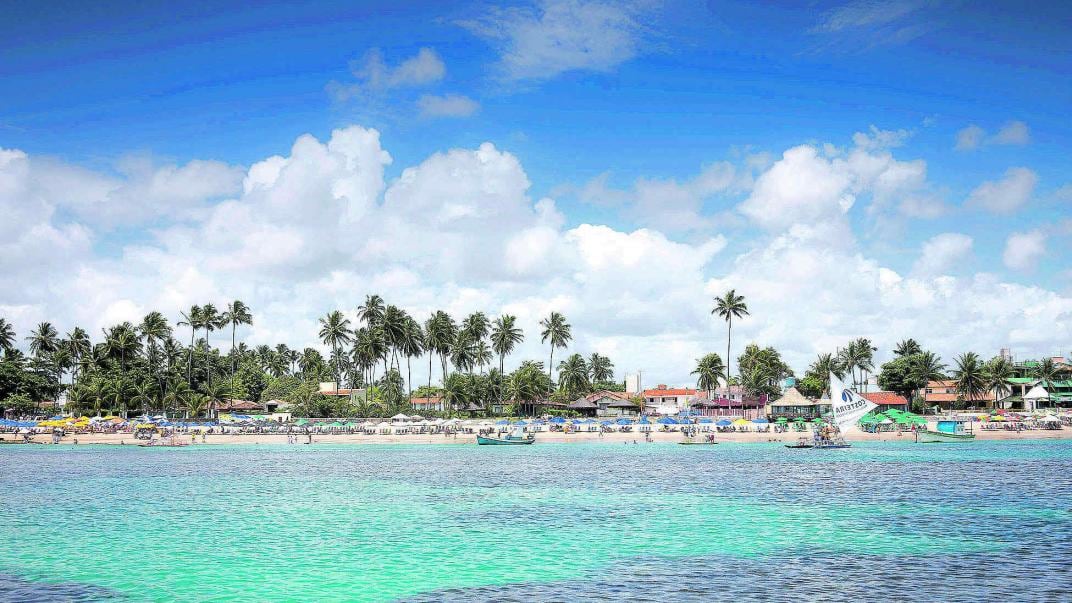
[[732, 418, 750, 426], [990, 415, 1006, 422], [615, 418, 633, 425], [715, 419, 732, 426], [752, 418, 769, 424], [775, 417, 788, 424], [390, 413, 410, 421], [496, 420, 510, 425], [811, 417, 824, 423]]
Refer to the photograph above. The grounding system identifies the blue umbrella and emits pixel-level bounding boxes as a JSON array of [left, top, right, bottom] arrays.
[[716, 419, 732, 426], [752, 418, 769, 424], [637, 417, 651, 424], [656, 416, 677, 424], [615, 418, 633, 425], [496, 420, 510, 425], [698, 417, 713, 424], [549, 417, 566, 424]]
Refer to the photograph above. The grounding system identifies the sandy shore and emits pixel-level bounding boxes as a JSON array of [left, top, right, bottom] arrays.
[[4, 425, 1069, 446]]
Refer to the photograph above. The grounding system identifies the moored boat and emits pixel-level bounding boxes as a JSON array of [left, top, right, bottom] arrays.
[[915, 419, 976, 443], [477, 428, 534, 445], [785, 438, 813, 449]]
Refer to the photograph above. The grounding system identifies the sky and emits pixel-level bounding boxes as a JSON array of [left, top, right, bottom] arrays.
[[2, 0, 1071, 387]]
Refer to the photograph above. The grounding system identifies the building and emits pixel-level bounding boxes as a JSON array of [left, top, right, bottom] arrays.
[[689, 396, 767, 419], [767, 387, 830, 419], [410, 396, 447, 412], [211, 399, 264, 417], [924, 380, 995, 410], [318, 382, 362, 401], [568, 391, 639, 417], [642, 385, 701, 415], [860, 391, 910, 413]]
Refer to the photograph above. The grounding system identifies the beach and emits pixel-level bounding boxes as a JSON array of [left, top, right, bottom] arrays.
[[8, 423, 1069, 446]]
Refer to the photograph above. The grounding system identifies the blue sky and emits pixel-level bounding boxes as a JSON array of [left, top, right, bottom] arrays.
[[2, 0, 1070, 382]]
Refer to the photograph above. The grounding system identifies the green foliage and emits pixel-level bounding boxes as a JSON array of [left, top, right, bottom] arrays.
[[737, 344, 791, 398], [592, 380, 624, 392], [796, 375, 825, 399], [3, 393, 35, 416], [261, 375, 303, 402], [236, 363, 268, 401]]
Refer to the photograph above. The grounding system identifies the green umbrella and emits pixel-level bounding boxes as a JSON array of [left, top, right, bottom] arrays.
[[812, 417, 825, 423], [776, 417, 789, 424], [295, 419, 309, 426], [858, 415, 878, 424], [794, 417, 806, 423]]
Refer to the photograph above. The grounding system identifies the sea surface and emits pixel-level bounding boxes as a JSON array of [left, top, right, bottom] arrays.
[[1, 440, 1070, 602]]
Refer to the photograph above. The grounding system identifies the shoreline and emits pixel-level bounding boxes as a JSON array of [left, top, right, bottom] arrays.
[[4, 426, 1069, 447]]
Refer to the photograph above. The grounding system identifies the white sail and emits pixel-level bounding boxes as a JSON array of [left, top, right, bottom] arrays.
[[829, 373, 876, 430]]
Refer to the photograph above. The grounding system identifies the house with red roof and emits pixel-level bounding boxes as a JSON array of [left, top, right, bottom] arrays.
[[642, 385, 702, 415], [860, 391, 910, 413]]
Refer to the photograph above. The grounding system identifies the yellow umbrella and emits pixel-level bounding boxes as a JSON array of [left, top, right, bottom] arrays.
[[732, 418, 751, 426], [990, 415, 1006, 421]]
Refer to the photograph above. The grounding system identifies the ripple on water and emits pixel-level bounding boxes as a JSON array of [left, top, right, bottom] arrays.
[[0, 441, 1070, 602]]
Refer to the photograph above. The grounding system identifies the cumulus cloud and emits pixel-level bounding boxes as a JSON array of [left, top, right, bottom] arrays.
[[1003, 230, 1047, 271], [460, 0, 650, 81], [417, 94, 480, 118], [966, 167, 1037, 214], [852, 125, 912, 150], [3, 128, 1072, 387], [913, 233, 973, 276]]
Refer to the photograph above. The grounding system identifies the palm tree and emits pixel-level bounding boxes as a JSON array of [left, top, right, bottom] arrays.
[[177, 305, 203, 386], [382, 305, 407, 374], [983, 356, 1015, 409], [102, 376, 135, 418], [27, 321, 60, 362], [138, 311, 171, 397], [474, 341, 493, 373], [539, 312, 572, 383], [588, 353, 614, 383], [0, 318, 15, 354], [318, 311, 352, 387], [692, 353, 725, 396], [199, 304, 224, 386], [1034, 357, 1059, 387], [399, 317, 423, 396], [131, 380, 157, 416], [462, 312, 490, 344], [953, 352, 986, 409], [490, 315, 524, 375], [894, 339, 922, 357], [65, 327, 92, 383], [712, 290, 749, 385], [224, 300, 253, 390], [450, 332, 477, 375], [557, 353, 590, 399], [184, 393, 210, 419], [424, 311, 457, 387], [103, 323, 140, 377]]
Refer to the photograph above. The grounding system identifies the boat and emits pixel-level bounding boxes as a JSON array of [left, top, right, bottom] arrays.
[[808, 372, 877, 450], [785, 438, 813, 449], [138, 435, 190, 448], [679, 437, 718, 445], [477, 427, 535, 445], [915, 419, 976, 443]]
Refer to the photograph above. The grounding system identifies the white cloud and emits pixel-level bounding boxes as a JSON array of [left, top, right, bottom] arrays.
[[3, 128, 1072, 389], [852, 125, 912, 150], [966, 167, 1037, 214], [1003, 230, 1046, 271], [460, 0, 649, 81], [955, 124, 985, 150], [327, 47, 446, 101], [913, 233, 973, 276], [738, 145, 855, 231], [417, 94, 480, 118], [815, 0, 927, 33], [992, 120, 1030, 145], [956, 121, 1031, 150]]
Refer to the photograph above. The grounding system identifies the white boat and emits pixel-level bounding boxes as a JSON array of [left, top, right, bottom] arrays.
[[820, 373, 877, 449], [915, 419, 976, 443]]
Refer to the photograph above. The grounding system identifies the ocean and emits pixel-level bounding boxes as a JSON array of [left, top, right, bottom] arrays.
[[1, 440, 1070, 602]]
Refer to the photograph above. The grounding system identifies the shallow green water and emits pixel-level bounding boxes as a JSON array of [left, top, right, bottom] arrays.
[[1, 440, 1070, 601]]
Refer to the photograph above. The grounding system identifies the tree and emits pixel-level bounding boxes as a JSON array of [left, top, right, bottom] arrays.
[[0, 318, 15, 354], [490, 314, 523, 404], [177, 305, 202, 387], [737, 344, 791, 399], [138, 311, 171, 398], [838, 338, 877, 390], [588, 353, 614, 383], [692, 353, 725, 395], [318, 311, 352, 386], [65, 327, 92, 384], [506, 360, 551, 416], [712, 289, 749, 384], [953, 352, 986, 409], [424, 311, 456, 387], [450, 331, 477, 375], [557, 353, 590, 400], [877, 356, 927, 409], [224, 300, 253, 391], [982, 356, 1014, 408], [399, 317, 423, 396], [185, 393, 210, 419], [1034, 357, 1060, 387], [539, 312, 571, 383], [894, 338, 922, 357]]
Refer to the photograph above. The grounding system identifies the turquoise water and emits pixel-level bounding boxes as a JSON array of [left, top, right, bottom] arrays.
[[1, 440, 1070, 602]]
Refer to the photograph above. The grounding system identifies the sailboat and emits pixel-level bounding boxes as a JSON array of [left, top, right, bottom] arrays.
[[814, 373, 877, 449]]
